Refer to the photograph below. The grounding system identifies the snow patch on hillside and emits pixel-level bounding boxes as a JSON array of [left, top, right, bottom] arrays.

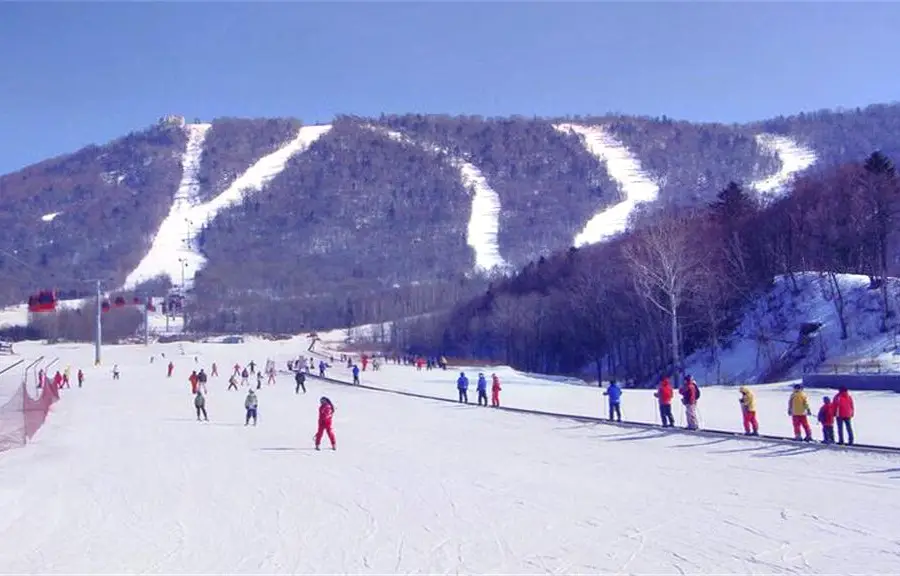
[[553, 123, 659, 246], [40, 212, 60, 223], [750, 134, 818, 196], [123, 124, 331, 290], [367, 126, 508, 273], [684, 272, 900, 385]]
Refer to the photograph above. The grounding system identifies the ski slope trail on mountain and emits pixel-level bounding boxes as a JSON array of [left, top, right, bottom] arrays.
[[1, 340, 900, 574], [370, 126, 508, 273], [553, 123, 660, 246], [123, 124, 332, 290], [751, 134, 818, 196]]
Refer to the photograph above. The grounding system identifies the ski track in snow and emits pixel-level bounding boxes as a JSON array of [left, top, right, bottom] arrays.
[[553, 123, 660, 247], [1, 336, 899, 574], [751, 134, 818, 196], [366, 126, 508, 273], [123, 124, 332, 290]]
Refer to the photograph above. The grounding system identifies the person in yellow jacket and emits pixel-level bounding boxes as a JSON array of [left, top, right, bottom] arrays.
[[788, 384, 812, 441], [739, 386, 759, 436]]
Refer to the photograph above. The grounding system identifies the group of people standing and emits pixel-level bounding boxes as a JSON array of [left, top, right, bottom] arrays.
[[455, 372, 502, 407]]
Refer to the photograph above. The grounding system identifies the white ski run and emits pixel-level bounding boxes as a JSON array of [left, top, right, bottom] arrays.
[[751, 133, 818, 196], [553, 123, 660, 247], [368, 126, 508, 273], [122, 124, 332, 290]]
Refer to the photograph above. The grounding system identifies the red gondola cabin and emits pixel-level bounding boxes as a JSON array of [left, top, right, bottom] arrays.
[[27, 290, 57, 313]]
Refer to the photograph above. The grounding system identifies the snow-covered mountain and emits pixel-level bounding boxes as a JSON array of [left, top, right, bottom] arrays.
[[3, 105, 900, 330]]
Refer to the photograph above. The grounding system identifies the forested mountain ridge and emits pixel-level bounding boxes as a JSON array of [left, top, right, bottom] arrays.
[[2, 103, 900, 333]]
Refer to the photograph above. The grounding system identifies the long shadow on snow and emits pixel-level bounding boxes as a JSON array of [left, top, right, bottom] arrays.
[[858, 467, 900, 475], [709, 444, 773, 455], [259, 447, 319, 452], [161, 417, 244, 428], [603, 430, 670, 442], [670, 438, 731, 449], [752, 445, 824, 458]]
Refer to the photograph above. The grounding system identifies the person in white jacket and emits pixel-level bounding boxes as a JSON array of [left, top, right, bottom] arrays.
[[244, 390, 258, 426]]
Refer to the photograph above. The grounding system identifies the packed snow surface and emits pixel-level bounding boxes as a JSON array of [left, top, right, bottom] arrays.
[[2, 337, 900, 574], [553, 123, 660, 247], [370, 126, 508, 273], [40, 212, 60, 223], [751, 133, 818, 196], [123, 124, 331, 290]]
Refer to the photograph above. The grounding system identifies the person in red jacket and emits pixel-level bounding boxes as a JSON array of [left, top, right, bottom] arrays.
[[491, 373, 502, 407], [832, 387, 855, 445], [167, 361, 174, 378], [654, 377, 675, 427], [315, 396, 336, 451], [817, 396, 836, 444]]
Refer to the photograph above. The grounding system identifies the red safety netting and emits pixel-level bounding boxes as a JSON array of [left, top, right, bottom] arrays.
[[0, 373, 60, 453]]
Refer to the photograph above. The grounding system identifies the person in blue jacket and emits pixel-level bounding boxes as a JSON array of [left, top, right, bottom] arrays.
[[352, 364, 360, 385], [456, 372, 469, 404], [476, 373, 488, 406], [603, 380, 623, 422]]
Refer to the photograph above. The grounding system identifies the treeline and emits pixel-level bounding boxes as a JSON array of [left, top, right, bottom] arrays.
[[0, 305, 144, 344], [389, 152, 900, 386]]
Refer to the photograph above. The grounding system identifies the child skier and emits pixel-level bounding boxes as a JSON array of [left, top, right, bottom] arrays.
[[818, 396, 836, 444], [194, 390, 208, 421], [654, 377, 675, 427], [352, 364, 360, 385], [318, 360, 327, 378], [315, 396, 336, 451], [739, 386, 759, 436], [456, 372, 469, 404], [491, 373, 502, 407], [788, 384, 813, 441], [244, 389, 258, 426], [476, 373, 488, 406], [604, 380, 623, 422], [77, 369, 84, 388]]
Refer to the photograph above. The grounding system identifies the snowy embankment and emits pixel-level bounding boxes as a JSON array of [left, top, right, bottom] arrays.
[[123, 124, 332, 290], [368, 126, 508, 274], [553, 123, 660, 247], [750, 133, 818, 196], [684, 272, 900, 385], [2, 337, 899, 574]]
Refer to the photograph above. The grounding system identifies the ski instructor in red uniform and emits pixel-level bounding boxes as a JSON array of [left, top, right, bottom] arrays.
[[315, 396, 337, 451]]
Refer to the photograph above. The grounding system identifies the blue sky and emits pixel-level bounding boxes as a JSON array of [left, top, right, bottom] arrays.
[[1, 1, 899, 174]]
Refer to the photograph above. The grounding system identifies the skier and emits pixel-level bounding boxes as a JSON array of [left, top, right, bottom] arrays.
[[352, 364, 360, 385], [244, 389, 258, 426], [679, 375, 700, 430], [267, 366, 276, 386], [788, 384, 813, 442], [248, 360, 256, 374], [256, 371, 263, 390], [295, 370, 307, 394], [167, 361, 174, 378], [361, 355, 368, 372], [189, 370, 199, 394], [194, 390, 209, 421], [241, 367, 250, 387], [227, 374, 239, 391], [112, 365, 120, 380], [211, 362, 218, 377], [491, 373, 502, 407], [198, 368, 208, 393], [77, 369, 84, 388], [318, 360, 327, 378], [63, 366, 71, 387], [818, 396, 836, 444], [604, 380, 623, 422], [739, 386, 759, 435], [476, 373, 488, 406], [833, 386, 855, 445], [314, 396, 336, 451], [456, 372, 469, 404], [654, 376, 675, 427]]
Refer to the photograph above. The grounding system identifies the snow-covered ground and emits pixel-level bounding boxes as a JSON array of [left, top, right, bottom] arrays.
[[369, 126, 509, 273], [684, 272, 900, 385], [750, 133, 818, 196], [1, 336, 899, 574], [553, 123, 660, 247], [123, 124, 332, 290]]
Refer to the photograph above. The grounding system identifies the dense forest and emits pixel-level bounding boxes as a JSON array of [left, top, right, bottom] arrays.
[[387, 151, 900, 386]]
